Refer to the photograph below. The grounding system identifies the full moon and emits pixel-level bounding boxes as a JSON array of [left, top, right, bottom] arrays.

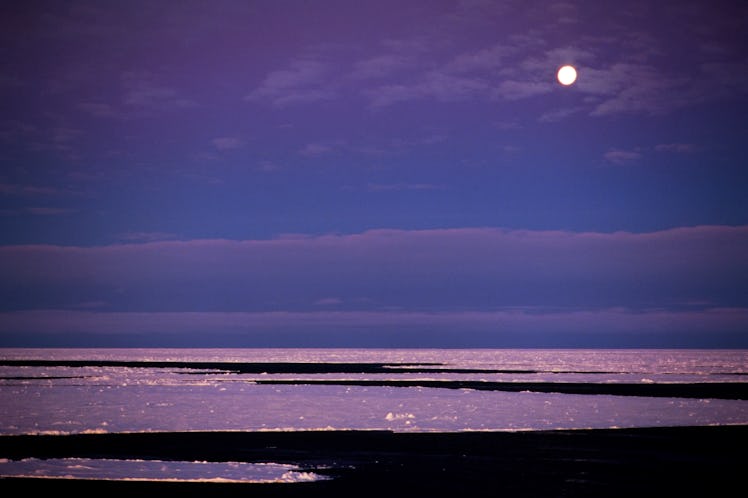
[[557, 65, 577, 86]]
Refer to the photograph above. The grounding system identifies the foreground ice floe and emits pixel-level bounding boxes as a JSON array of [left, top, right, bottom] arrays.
[[0, 457, 327, 483]]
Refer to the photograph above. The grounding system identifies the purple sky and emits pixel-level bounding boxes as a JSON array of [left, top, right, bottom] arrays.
[[1, 0, 747, 347]]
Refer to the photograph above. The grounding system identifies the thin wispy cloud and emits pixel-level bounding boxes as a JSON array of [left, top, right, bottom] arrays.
[[655, 143, 695, 153], [351, 54, 410, 79], [588, 66, 691, 117], [0, 120, 36, 142], [604, 149, 642, 165], [367, 183, 442, 192], [24, 207, 77, 216], [115, 231, 179, 243], [122, 72, 197, 112], [445, 44, 513, 74], [212, 137, 245, 151], [123, 72, 195, 109], [77, 101, 120, 118], [299, 143, 333, 156], [76, 73, 196, 120], [365, 72, 488, 108], [245, 59, 336, 106], [494, 80, 553, 101], [538, 107, 583, 123], [314, 297, 343, 306], [0, 182, 76, 197]]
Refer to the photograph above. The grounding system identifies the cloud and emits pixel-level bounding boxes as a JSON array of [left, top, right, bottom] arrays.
[[444, 44, 513, 73], [580, 63, 691, 116], [351, 54, 410, 79], [538, 106, 583, 123], [364, 84, 416, 108], [314, 297, 343, 306], [493, 80, 553, 101], [0, 182, 76, 197], [521, 46, 596, 75], [482, 45, 592, 103], [212, 137, 245, 150], [236, 7, 743, 117], [51, 127, 83, 144], [353, 39, 504, 107], [299, 143, 333, 156], [0, 225, 746, 344], [24, 207, 77, 216], [115, 232, 179, 243], [367, 183, 442, 192], [422, 72, 488, 101], [655, 143, 695, 153], [698, 60, 748, 99], [358, 39, 583, 109], [77, 73, 197, 119], [257, 160, 281, 172], [122, 72, 196, 110], [1, 224, 746, 308], [245, 59, 335, 106], [1, 308, 746, 344], [77, 101, 120, 118], [0, 120, 36, 142], [493, 121, 522, 130], [365, 71, 488, 108], [0, 75, 23, 88], [604, 148, 642, 165]]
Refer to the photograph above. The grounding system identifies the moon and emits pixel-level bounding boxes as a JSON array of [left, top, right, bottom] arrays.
[[557, 65, 577, 86]]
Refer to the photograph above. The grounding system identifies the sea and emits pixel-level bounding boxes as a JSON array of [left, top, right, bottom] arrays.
[[1, 348, 747, 483]]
